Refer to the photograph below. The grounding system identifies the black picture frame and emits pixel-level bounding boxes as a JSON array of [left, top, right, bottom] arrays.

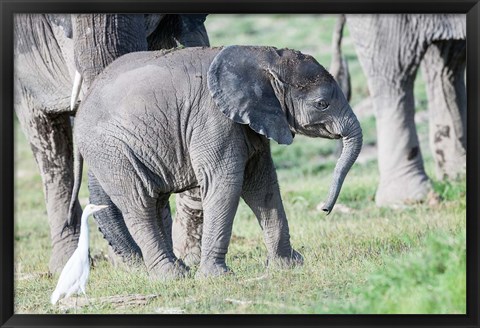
[[1, 1, 479, 327]]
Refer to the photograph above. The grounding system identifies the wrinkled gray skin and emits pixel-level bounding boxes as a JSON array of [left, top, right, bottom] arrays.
[[346, 14, 466, 206], [71, 46, 362, 279], [14, 13, 209, 273]]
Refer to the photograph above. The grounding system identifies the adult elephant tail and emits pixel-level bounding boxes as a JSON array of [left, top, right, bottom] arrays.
[[329, 14, 351, 102], [63, 69, 84, 235], [64, 141, 83, 235]]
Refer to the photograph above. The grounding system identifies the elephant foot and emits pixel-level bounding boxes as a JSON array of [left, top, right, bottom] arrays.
[[107, 245, 144, 269], [267, 249, 304, 269], [375, 172, 436, 207], [434, 153, 466, 181], [196, 259, 233, 278], [182, 251, 201, 267], [172, 226, 202, 267], [149, 258, 189, 280], [172, 189, 203, 267]]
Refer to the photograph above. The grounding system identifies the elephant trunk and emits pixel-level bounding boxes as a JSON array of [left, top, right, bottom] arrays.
[[73, 14, 148, 89], [322, 114, 363, 214]]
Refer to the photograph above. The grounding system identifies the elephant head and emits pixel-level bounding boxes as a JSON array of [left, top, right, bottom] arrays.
[[208, 46, 363, 213]]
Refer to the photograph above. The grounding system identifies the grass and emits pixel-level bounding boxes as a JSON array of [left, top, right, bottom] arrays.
[[13, 14, 466, 314]]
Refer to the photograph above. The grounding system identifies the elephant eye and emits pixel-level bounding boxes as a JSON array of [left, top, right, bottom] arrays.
[[316, 100, 329, 110]]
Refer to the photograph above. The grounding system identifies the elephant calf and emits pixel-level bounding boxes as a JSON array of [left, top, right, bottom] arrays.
[[71, 46, 362, 279]]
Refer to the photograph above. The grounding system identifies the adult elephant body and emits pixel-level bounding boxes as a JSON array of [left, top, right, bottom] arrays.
[[15, 15, 80, 273], [346, 14, 466, 206], [72, 46, 363, 278], [14, 13, 209, 273]]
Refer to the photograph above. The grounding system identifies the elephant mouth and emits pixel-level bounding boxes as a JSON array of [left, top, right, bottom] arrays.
[[329, 133, 342, 139], [304, 123, 341, 139]]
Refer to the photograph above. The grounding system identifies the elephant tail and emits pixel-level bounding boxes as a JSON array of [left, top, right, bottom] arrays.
[[63, 142, 84, 236], [329, 14, 351, 102]]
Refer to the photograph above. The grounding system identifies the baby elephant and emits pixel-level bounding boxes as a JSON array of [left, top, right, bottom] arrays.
[[72, 46, 362, 279]]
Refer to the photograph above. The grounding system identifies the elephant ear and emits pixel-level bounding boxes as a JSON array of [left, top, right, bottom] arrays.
[[207, 45, 293, 145]]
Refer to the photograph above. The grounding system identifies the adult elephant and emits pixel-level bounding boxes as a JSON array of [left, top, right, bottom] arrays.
[[14, 13, 209, 273], [346, 14, 466, 206]]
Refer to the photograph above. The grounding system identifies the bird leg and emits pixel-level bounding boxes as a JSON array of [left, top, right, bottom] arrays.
[[82, 290, 97, 310]]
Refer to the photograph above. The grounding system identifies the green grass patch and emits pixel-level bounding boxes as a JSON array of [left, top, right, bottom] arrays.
[[328, 228, 466, 314]]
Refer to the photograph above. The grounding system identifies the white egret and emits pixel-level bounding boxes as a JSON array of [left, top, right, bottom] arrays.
[[51, 204, 108, 306]]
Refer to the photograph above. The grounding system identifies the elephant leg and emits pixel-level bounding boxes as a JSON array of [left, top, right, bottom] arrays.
[[241, 151, 303, 268], [16, 110, 82, 273], [83, 137, 187, 279], [97, 162, 187, 279], [421, 40, 466, 180], [196, 172, 244, 278], [347, 15, 441, 206], [87, 170, 143, 266], [110, 191, 187, 279], [371, 77, 432, 206], [172, 187, 203, 267]]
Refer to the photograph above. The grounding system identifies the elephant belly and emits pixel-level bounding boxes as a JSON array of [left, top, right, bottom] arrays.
[[78, 117, 198, 199]]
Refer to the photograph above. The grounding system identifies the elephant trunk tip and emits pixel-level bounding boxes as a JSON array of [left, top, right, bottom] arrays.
[[320, 201, 333, 215]]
